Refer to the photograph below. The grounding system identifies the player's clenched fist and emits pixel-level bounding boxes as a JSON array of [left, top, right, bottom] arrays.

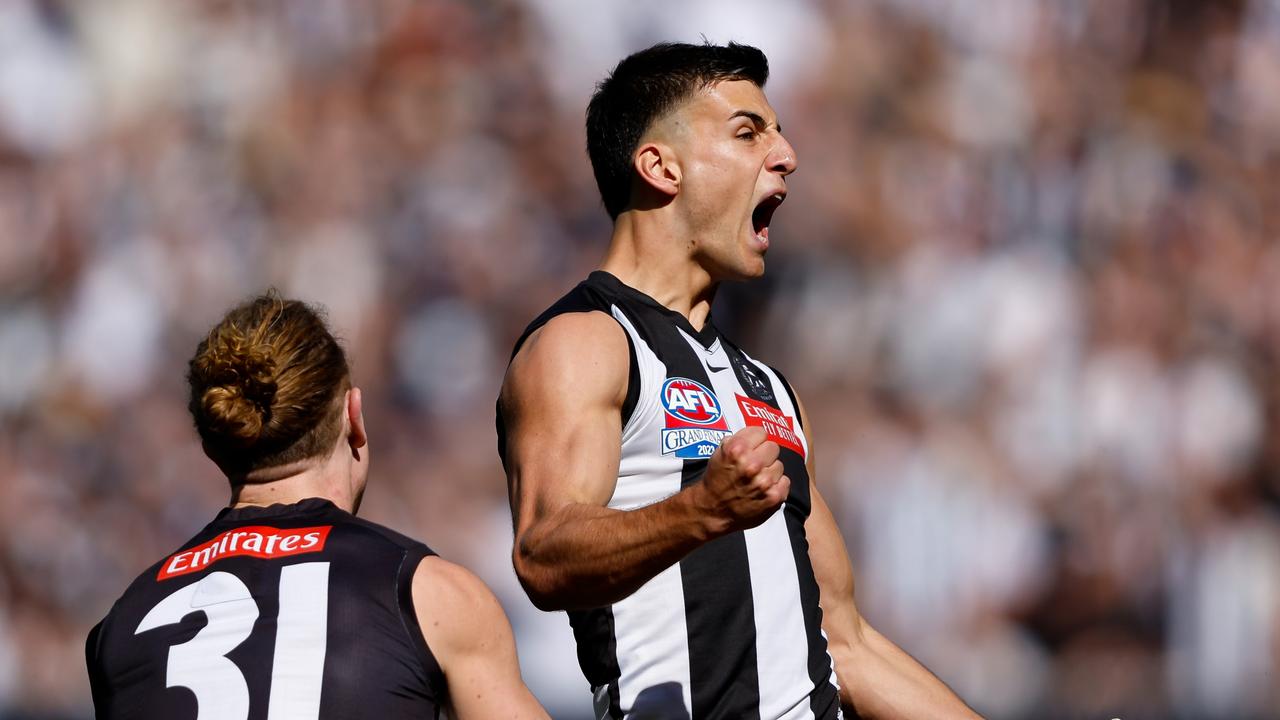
[[692, 426, 790, 535]]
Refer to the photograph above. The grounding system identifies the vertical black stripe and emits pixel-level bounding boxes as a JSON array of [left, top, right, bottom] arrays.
[[605, 607, 623, 719], [678, 462, 762, 720], [620, 320, 641, 428], [567, 606, 623, 718], [603, 607, 624, 719], [770, 364, 805, 431], [736, 356, 840, 718], [645, 322, 761, 720]]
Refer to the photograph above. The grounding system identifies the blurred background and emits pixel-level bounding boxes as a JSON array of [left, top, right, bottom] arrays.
[[0, 0, 1278, 718]]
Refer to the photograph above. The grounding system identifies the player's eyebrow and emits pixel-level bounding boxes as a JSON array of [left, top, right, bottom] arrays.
[[728, 110, 781, 134]]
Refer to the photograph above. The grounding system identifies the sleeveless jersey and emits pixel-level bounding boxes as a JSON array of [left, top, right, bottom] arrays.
[[86, 498, 447, 719], [498, 271, 841, 720]]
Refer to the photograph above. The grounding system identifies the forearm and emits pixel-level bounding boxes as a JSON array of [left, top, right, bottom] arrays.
[[515, 487, 713, 610], [833, 622, 982, 720]]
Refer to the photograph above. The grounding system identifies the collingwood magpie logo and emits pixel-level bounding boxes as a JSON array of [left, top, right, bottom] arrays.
[[730, 353, 775, 403]]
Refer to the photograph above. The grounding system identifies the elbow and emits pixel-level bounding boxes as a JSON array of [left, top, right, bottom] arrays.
[[825, 615, 870, 673], [522, 585, 565, 613], [517, 571, 566, 612], [827, 638, 860, 682], [512, 536, 570, 612]]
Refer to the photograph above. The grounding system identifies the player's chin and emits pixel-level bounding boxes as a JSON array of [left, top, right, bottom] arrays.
[[709, 231, 768, 281], [730, 247, 768, 280], [741, 232, 769, 276]]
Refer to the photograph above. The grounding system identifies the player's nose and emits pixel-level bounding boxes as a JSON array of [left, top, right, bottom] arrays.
[[769, 133, 798, 176]]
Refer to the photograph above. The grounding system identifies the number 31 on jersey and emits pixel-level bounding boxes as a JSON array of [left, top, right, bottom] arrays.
[[135, 562, 330, 720]]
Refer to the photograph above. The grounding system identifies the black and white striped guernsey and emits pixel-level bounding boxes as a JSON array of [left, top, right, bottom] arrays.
[[499, 271, 841, 720]]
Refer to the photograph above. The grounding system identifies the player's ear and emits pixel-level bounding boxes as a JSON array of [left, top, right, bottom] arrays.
[[346, 387, 367, 452], [634, 141, 681, 198]]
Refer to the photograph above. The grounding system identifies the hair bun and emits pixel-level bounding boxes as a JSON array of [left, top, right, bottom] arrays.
[[189, 293, 350, 473], [193, 333, 279, 447]]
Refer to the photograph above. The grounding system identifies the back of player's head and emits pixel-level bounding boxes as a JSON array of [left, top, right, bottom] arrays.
[[587, 41, 769, 220], [188, 291, 350, 477]]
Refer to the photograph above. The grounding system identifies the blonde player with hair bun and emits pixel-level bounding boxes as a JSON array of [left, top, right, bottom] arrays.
[[89, 291, 548, 720]]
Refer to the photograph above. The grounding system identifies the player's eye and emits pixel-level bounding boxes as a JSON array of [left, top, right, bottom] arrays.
[[737, 129, 757, 141]]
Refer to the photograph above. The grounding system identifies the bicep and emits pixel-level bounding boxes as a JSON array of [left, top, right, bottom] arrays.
[[500, 312, 629, 533], [808, 480, 860, 633]]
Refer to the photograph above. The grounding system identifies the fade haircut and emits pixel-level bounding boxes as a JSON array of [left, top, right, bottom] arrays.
[[586, 41, 769, 220]]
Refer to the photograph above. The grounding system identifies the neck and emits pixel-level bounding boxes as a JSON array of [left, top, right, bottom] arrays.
[[601, 210, 718, 329], [228, 445, 358, 514]]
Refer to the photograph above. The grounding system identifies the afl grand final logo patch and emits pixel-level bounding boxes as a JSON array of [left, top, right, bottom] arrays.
[[660, 377, 731, 459]]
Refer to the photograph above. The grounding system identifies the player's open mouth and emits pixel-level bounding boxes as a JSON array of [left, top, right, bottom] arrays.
[[752, 192, 786, 245]]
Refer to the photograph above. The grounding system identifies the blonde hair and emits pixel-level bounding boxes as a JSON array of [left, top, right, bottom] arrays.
[[188, 292, 350, 476]]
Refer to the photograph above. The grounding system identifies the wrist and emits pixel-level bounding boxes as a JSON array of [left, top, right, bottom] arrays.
[[679, 483, 725, 541]]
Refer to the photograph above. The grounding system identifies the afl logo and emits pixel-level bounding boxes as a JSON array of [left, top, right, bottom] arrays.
[[661, 378, 723, 425]]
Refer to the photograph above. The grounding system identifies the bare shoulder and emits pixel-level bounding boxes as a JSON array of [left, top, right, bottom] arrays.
[[413, 555, 501, 614], [501, 311, 629, 410], [412, 556, 509, 650], [412, 558, 548, 718]]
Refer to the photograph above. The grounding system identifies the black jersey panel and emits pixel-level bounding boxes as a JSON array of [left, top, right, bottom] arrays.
[[87, 499, 445, 720]]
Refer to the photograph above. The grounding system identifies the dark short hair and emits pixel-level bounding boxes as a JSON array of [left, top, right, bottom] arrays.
[[586, 42, 769, 220]]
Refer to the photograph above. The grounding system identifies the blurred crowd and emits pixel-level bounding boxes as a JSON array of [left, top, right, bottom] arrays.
[[0, 0, 1277, 718]]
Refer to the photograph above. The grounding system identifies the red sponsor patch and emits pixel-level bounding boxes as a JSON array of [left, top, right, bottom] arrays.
[[736, 395, 806, 459], [157, 525, 332, 581]]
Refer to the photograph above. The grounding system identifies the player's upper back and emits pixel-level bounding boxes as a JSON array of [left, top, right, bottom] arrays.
[[86, 498, 446, 720]]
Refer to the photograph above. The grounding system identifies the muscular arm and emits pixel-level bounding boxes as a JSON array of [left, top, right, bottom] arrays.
[[500, 312, 786, 611], [797, 399, 983, 719], [412, 556, 548, 720]]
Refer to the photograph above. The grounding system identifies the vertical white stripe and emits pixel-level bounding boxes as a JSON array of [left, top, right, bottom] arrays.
[[687, 336, 814, 719], [267, 562, 330, 720], [610, 306, 686, 512], [608, 312, 693, 716], [744, 515, 815, 720], [613, 563, 693, 716]]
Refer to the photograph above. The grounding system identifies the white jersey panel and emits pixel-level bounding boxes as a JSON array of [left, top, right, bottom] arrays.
[[610, 562, 693, 718], [610, 305, 685, 511], [605, 306, 694, 718]]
